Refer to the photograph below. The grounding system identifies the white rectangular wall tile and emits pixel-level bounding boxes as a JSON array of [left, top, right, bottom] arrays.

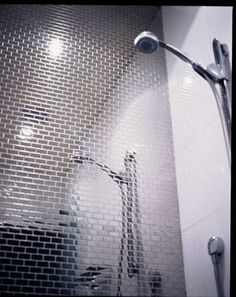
[[162, 6, 231, 297]]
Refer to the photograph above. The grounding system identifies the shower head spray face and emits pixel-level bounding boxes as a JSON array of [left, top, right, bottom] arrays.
[[134, 31, 159, 54]]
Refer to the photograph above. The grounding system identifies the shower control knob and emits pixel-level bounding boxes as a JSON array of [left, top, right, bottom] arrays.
[[208, 236, 225, 297], [208, 236, 224, 255], [208, 236, 224, 265]]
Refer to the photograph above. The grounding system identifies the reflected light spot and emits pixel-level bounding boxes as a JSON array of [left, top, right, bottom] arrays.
[[18, 126, 34, 140], [182, 76, 193, 87], [49, 39, 63, 57]]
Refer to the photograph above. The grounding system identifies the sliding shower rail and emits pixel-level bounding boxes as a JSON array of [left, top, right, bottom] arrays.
[[160, 38, 231, 164], [135, 32, 231, 165]]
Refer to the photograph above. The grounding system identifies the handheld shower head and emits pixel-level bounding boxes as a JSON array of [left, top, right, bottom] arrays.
[[134, 31, 159, 54], [134, 31, 193, 64]]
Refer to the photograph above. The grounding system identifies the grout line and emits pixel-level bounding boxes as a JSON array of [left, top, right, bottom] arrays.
[[154, 115, 218, 182], [181, 203, 229, 232], [173, 115, 219, 162]]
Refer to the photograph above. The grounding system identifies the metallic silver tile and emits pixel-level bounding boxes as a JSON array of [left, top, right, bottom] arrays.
[[0, 5, 186, 297]]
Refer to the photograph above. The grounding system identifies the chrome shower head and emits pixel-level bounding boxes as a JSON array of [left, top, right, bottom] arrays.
[[134, 31, 159, 54]]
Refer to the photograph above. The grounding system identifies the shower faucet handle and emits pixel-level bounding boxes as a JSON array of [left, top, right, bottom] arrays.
[[208, 236, 224, 265], [208, 236, 224, 255], [208, 236, 225, 297]]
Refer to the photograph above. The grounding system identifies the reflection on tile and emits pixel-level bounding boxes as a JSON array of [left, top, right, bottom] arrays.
[[0, 5, 185, 297]]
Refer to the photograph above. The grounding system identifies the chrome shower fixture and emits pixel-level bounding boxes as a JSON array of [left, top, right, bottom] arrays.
[[70, 153, 91, 164], [70, 152, 125, 184], [70, 151, 144, 291], [134, 31, 231, 164], [208, 236, 225, 297], [134, 31, 159, 54]]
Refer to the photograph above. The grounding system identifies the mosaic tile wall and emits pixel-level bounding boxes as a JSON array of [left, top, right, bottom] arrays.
[[0, 5, 186, 296]]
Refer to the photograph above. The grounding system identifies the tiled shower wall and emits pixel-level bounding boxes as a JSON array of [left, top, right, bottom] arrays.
[[0, 5, 186, 296], [162, 6, 231, 297]]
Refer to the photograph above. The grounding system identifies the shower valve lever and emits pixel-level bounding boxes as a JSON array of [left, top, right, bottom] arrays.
[[208, 236, 224, 264], [208, 236, 225, 297]]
